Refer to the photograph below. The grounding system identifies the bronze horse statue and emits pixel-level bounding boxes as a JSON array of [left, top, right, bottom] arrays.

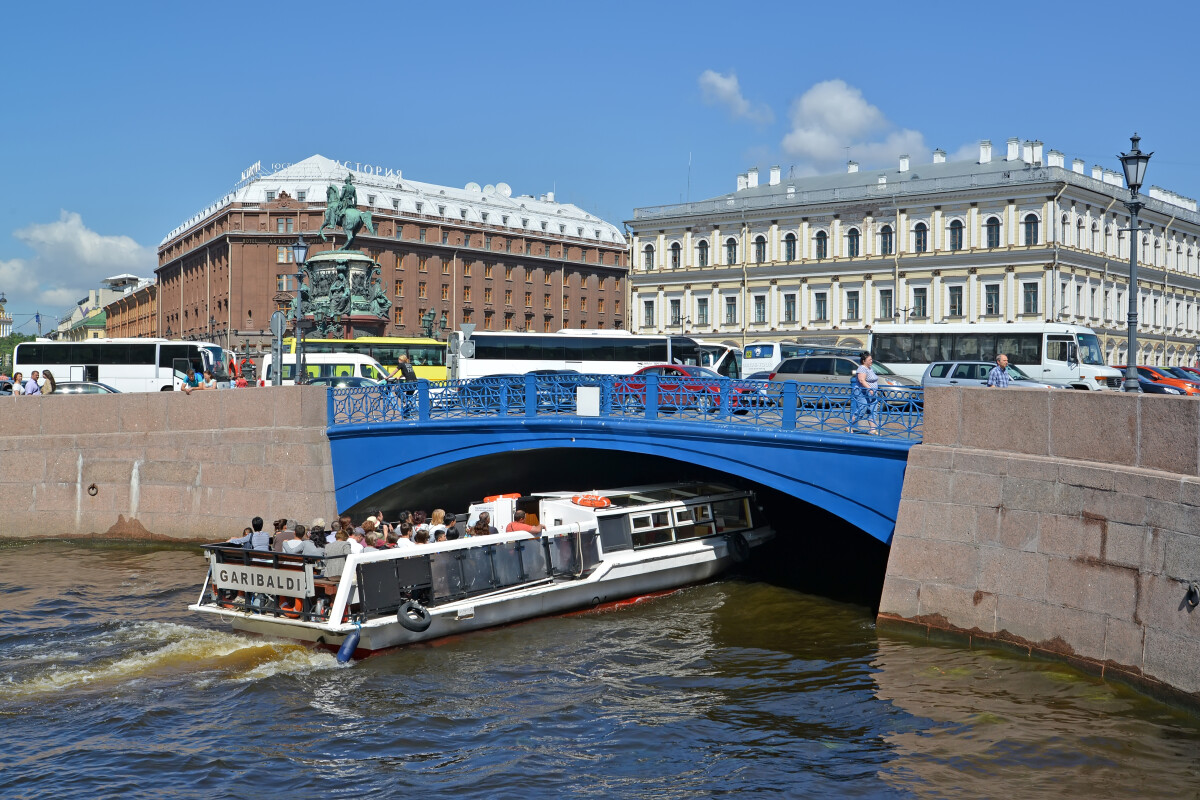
[[319, 184, 375, 251]]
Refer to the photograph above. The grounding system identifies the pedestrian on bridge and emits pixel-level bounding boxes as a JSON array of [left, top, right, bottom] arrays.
[[849, 352, 880, 435], [987, 354, 1011, 388]]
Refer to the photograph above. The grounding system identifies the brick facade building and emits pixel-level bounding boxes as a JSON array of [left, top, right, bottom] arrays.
[[156, 156, 628, 351]]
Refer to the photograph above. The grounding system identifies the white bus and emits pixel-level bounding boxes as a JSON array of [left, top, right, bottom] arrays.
[[869, 322, 1123, 390], [13, 338, 221, 392], [449, 330, 740, 380]]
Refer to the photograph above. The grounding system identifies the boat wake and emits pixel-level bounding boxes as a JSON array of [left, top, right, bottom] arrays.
[[0, 621, 339, 698]]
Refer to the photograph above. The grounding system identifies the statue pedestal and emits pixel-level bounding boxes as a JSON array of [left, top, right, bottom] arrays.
[[299, 250, 391, 339]]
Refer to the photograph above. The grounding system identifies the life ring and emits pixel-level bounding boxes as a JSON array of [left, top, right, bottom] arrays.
[[727, 532, 751, 563], [483, 493, 521, 502], [279, 598, 303, 619], [397, 600, 432, 632], [572, 494, 612, 508]]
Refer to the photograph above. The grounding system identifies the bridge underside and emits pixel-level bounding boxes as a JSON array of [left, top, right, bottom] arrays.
[[327, 418, 913, 544]]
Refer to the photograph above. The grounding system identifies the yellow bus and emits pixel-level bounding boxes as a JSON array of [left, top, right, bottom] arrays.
[[284, 336, 449, 380]]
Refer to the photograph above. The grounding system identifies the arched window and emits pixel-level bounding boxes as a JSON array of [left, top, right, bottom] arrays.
[[846, 228, 860, 257], [1091, 222, 1099, 251], [670, 242, 681, 269], [880, 225, 894, 255], [784, 233, 796, 262], [1076, 219, 1084, 248], [725, 238, 738, 266], [1023, 214, 1039, 246], [986, 216, 1001, 248], [913, 222, 928, 253], [949, 219, 964, 251], [754, 235, 767, 264], [814, 231, 828, 259], [642, 244, 655, 270], [697, 240, 709, 267]]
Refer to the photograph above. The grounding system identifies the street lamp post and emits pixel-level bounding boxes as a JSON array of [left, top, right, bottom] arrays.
[[1118, 134, 1152, 392], [291, 235, 310, 385]]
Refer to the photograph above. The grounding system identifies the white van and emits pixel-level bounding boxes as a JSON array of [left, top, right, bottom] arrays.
[[259, 353, 388, 386], [742, 341, 859, 376]]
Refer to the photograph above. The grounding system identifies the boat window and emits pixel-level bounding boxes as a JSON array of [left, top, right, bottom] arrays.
[[674, 508, 694, 524], [694, 504, 713, 522], [674, 520, 716, 542], [653, 511, 670, 527], [631, 515, 652, 530], [712, 498, 751, 532]]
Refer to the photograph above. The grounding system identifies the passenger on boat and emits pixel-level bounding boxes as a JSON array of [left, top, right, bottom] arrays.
[[398, 521, 414, 542], [282, 525, 307, 554], [505, 509, 545, 537], [309, 518, 328, 547], [470, 512, 498, 537], [227, 516, 270, 550], [413, 529, 430, 545], [444, 514, 462, 540], [373, 510, 393, 536], [348, 530, 366, 554], [363, 532, 380, 551], [412, 510, 428, 536], [388, 531, 415, 549], [323, 530, 352, 578], [338, 515, 353, 536], [271, 518, 290, 553]]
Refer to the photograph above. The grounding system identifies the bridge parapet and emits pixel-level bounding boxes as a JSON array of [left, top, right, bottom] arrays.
[[328, 374, 924, 440]]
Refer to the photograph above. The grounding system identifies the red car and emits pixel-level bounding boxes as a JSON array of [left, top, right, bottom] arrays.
[[620, 365, 748, 412]]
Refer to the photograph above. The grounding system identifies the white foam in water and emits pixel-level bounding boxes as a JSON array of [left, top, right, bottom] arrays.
[[0, 621, 337, 697]]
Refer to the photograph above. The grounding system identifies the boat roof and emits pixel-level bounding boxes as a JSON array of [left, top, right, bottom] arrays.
[[533, 482, 744, 508]]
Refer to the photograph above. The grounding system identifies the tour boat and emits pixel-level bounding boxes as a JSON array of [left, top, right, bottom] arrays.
[[189, 482, 774, 660]]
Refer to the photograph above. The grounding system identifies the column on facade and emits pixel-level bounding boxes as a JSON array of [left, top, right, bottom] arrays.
[[829, 280, 840, 327], [656, 286, 666, 333], [931, 208, 942, 251], [683, 230, 692, 268], [800, 220, 810, 260], [769, 221, 779, 262], [710, 284, 720, 334], [769, 282, 778, 328], [863, 276, 874, 323]]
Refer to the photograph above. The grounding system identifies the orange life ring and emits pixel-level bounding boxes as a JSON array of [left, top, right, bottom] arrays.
[[572, 493, 611, 508], [279, 598, 303, 619], [483, 493, 521, 502]]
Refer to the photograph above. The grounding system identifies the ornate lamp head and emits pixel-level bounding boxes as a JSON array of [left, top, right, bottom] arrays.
[[1118, 133, 1152, 196]]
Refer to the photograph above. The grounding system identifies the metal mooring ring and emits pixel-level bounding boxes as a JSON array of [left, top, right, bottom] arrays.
[[87, 483, 98, 497]]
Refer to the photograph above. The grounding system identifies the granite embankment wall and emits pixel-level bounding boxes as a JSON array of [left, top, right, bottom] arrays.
[[0, 387, 337, 541], [880, 386, 1200, 704]]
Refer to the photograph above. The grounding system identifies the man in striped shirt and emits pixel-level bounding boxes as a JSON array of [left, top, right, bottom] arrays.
[[987, 354, 1012, 388]]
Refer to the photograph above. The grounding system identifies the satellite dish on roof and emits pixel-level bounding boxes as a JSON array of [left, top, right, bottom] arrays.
[[465, 182, 482, 193], [496, 182, 512, 198], [483, 184, 495, 194]]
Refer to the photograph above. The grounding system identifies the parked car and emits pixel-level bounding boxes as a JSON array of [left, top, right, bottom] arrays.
[[55, 381, 121, 394], [1114, 365, 1200, 396], [769, 355, 917, 388], [1138, 376, 1188, 395], [1163, 366, 1200, 383], [620, 364, 750, 412], [920, 361, 1059, 389]]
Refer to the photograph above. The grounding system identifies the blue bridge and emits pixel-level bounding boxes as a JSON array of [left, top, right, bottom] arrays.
[[325, 374, 923, 544]]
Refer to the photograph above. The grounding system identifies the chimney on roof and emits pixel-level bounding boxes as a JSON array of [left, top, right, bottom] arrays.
[[878, 175, 887, 185], [899, 154, 910, 172], [847, 161, 859, 173], [747, 167, 759, 188], [1072, 158, 1085, 174], [1091, 165, 1103, 181], [932, 149, 946, 164], [1022, 140, 1034, 163], [979, 140, 992, 164], [737, 173, 747, 191], [769, 165, 781, 186], [1032, 141, 1044, 164], [1104, 169, 1124, 187], [1006, 138, 1021, 161], [1047, 150, 1064, 168]]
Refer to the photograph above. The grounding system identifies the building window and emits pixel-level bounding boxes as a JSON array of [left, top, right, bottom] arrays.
[[276, 247, 294, 264], [1023, 281, 1039, 314], [598, 298, 605, 314], [784, 233, 797, 262], [845, 290, 859, 320], [1091, 287, 1097, 318], [580, 296, 588, 313], [670, 299, 681, 325], [505, 266, 514, 280], [754, 236, 766, 263], [880, 225, 894, 255], [395, 280, 403, 297], [484, 287, 493, 304], [276, 218, 294, 234], [504, 289, 512, 305], [724, 297, 737, 324], [697, 298, 709, 325], [814, 231, 828, 259], [698, 241, 709, 267], [442, 231, 450, 244], [484, 264, 493, 279], [948, 285, 963, 316], [276, 274, 295, 292], [879, 289, 894, 319], [1023, 214, 1039, 246], [394, 307, 402, 325], [524, 292, 532, 308], [985, 217, 1000, 248], [912, 287, 928, 318], [813, 292, 827, 321], [419, 227, 426, 242], [526, 270, 533, 284], [463, 310, 473, 324], [846, 228, 860, 258], [265, 191, 276, 202], [418, 255, 428, 272], [725, 238, 737, 265], [484, 235, 493, 250], [784, 293, 797, 322], [913, 223, 928, 253], [504, 316, 513, 331], [441, 285, 450, 301], [543, 272, 551, 286], [463, 286, 471, 303], [642, 245, 655, 270], [544, 295, 552, 310], [949, 220, 964, 251], [670, 242, 681, 268], [753, 295, 766, 323], [442, 259, 451, 275], [985, 284, 1000, 315], [643, 300, 655, 327], [418, 281, 427, 299], [484, 311, 494, 330], [297, 191, 306, 202], [463, 262, 472, 278], [463, 234, 471, 248]]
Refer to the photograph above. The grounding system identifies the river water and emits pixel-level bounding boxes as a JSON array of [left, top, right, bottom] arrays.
[[2, 541, 1198, 799]]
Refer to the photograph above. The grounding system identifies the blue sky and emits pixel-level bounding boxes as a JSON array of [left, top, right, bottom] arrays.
[[2, 0, 1198, 328]]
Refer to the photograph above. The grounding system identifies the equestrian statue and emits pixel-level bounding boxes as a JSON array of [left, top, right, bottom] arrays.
[[319, 174, 375, 251]]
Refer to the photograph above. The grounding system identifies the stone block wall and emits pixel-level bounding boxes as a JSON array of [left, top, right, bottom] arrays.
[[0, 387, 337, 541], [880, 386, 1200, 704]]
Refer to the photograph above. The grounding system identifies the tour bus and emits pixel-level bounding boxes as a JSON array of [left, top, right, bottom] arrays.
[[868, 322, 1124, 390], [12, 338, 220, 393], [742, 341, 860, 375], [448, 329, 740, 381], [284, 336, 448, 380], [259, 352, 389, 386]]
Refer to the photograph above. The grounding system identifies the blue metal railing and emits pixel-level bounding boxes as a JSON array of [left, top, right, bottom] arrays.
[[328, 374, 923, 440]]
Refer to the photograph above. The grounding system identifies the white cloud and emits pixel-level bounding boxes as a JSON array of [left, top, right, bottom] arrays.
[[781, 79, 928, 170], [3, 211, 155, 325], [699, 70, 774, 124]]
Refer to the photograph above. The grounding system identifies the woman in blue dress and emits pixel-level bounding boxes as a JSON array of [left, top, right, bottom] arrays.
[[849, 351, 879, 434]]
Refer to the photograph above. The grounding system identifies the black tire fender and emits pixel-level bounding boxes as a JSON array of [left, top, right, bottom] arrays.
[[727, 532, 751, 563], [397, 600, 433, 632]]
